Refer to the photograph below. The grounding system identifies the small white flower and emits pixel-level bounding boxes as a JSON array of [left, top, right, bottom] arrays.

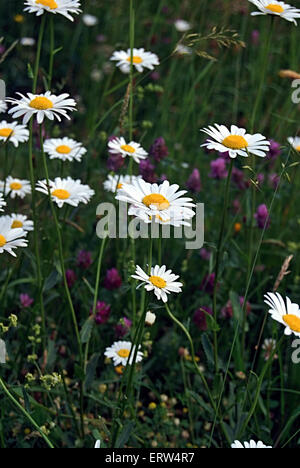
[[174, 19, 192, 32], [116, 178, 195, 227], [248, 0, 300, 24], [231, 440, 272, 448], [108, 137, 148, 164], [264, 292, 300, 337], [20, 37, 36, 46], [201, 124, 270, 159], [0, 214, 34, 234], [24, 0, 82, 22], [262, 338, 277, 361], [7, 91, 77, 125], [0, 100, 7, 114], [0, 194, 6, 212], [174, 44, 193, 55], [0, 217, 28, 257], [145, 311, 156, 326], [0, 120, 29, 147], [110, 48, 159, 74], [82, 14, 98, 26], [132, 264, 183, 303], [0, 177, 31, 199], [287, 136, 300, 152], [103, 174, 142, 193], [36, 176, 94, 208], [104, 341, 143, 366], [43, 137, 87, 162]]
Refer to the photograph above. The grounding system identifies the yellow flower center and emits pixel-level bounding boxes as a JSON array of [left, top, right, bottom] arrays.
[[36, 0, 58, 9], [127, 56, 143, 64], [52, 189, 70, 200], [149, 275, 167, 289], [296, 145, 300, 152], [121, 144, 135, 154], [0, 234, 6, 247], [29, 96, 54, 110], [117, 348, 130, 358], [142, 194, 170, 211], [117, 183, 123, 189], [283, 314, 300, 333], [14, 14, 25, 23], [222, 135, 248, 150], [11, 220, 23, 229], [265, 4, 284, 13], [56, 145, 71, 154], [0, 128, 14, 138], [10, 182, 22, 191]]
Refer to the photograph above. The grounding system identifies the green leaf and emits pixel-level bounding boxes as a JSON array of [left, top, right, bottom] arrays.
[[115, 421, 135, 448], [80, 316, 94, 344], [201, 334, 214, 368], [43, 270, 61, 292], [84, 353, 99, 391]]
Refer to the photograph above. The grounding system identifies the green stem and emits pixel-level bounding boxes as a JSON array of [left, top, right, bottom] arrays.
[[164, 303, 231, 445], [33, 15, 46, 93], [0, 377, 54, 448], [39, 126, 85, 438], [48, 16, 54, 90], [84, 236, 107, 371], [212, 160, 233, 371]]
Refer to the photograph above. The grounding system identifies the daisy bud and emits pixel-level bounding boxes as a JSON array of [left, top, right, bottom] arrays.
[[145, 311, 156, 326]]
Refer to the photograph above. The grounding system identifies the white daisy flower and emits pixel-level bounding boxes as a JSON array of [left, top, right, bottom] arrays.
[[0, 217, 28, 257], [0, 177, 31, 199], [43, 137, 87, 162], [7, 91, 77, 125], [231, 440, 272, 448], [82, 14, 98, 26], [108, 137, 148, 164], [0, 120, 29, 147], [264, 292, 300, 337], [0, 194, 6, 212], [201, 124, 270, 159], [23, 0, 82, 22], [110, 48, 159, 74], [287, 136, 300, 152], [36, 176, 94, 208], [116, 178, 195, 227], [104, 341, 143, 367], [248, 0, 300, 24], [132, 264, 183, 303], [174, 19, 192, 32], [0, 214, 34, 234], [0, 100, 7, 114], [103, 174, 142, 193]]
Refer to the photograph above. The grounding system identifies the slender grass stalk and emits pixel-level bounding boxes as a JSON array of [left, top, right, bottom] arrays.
[[48, 16, 55, 90], [0, 377, 54, 448], [33, 15, 46, 93], [164, 302, 231, 446], [84, 236, 107, 371], [39, 126, 85, 438], [128, 0, 135, 179], [212, 160, 233, 371]]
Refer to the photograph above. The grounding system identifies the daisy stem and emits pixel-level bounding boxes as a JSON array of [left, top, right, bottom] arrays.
[[84, 235, 107, 372], [164, 302, 231, 445], [29, 119, 46, 349], [48, 16, 55, 90], [212, 159, 233, 372], [3, 145, 8, 196], [39, 126, 85, 438], [33, 15, 46, 93], [0, 377, 54, 448], [128, 0, 135, 179]]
